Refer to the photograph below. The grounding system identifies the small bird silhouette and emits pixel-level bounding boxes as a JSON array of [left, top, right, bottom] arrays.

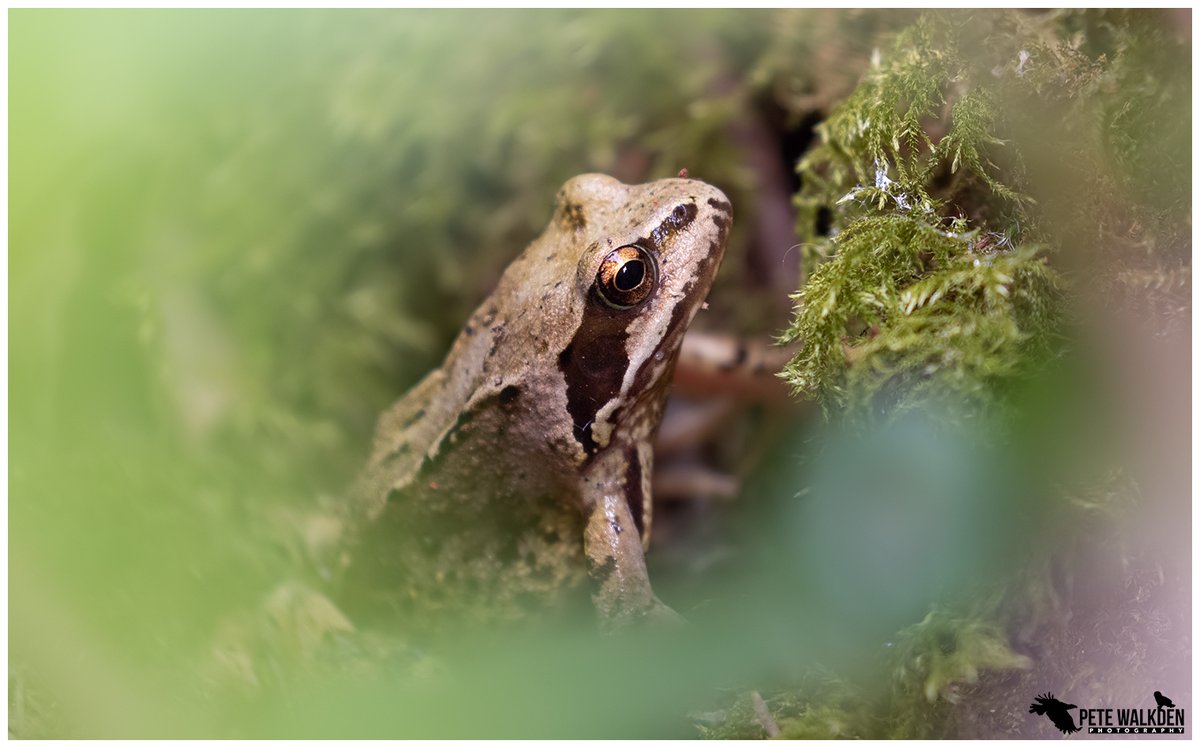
[[1029, 693, 1080, 734], [1154, 691, 1175, 709]]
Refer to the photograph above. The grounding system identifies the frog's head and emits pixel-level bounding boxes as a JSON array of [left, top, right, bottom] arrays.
[[552, 174, 732, 457]]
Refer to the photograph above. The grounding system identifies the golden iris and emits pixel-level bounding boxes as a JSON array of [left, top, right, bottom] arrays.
[[596, 244, 656, 309]]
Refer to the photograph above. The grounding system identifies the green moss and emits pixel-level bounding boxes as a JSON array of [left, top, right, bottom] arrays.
[[889, 608, 1032, 721], [781, 8, 1188, 423], [781, 210, 1061, 417], [781, 12, 1081, 422], [759, 9, 1188, 740], [696, 671, 873, 740]]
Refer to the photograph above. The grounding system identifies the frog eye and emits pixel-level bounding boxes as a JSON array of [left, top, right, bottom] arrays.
[[596, 244, 657, 309]]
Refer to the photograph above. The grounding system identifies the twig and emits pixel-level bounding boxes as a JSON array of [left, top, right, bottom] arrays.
[[751, 690, 781, 738]]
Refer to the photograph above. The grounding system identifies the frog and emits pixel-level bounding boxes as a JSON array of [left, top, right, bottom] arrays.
[[333, 173, 732, 632]]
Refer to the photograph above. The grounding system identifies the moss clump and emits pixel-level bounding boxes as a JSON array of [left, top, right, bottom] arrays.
[[755, 8, 1188, 740], [781, 212, 1060, 416], [695, 671, 872, 740], [887, 608, 1032, 734], [780, 12, 1082, 420], [780, 9, 1189, 421]]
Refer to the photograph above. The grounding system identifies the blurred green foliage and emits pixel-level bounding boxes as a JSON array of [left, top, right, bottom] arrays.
[[9, 8, 1189, 739], [10, 9, 781, 737]]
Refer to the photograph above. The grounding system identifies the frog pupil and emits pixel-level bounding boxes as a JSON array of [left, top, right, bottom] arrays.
[[615, 260, 645, 291]]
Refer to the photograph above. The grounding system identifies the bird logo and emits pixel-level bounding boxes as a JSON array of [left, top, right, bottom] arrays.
[[1154, 691, 1175, 709], [1029, 692, 1080, 734]]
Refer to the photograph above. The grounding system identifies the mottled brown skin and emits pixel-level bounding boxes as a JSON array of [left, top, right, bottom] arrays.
[[337, 174, 732, 630]]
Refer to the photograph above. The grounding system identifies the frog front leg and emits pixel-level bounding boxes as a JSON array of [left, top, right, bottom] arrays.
[[580, 443, 680, 629]]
